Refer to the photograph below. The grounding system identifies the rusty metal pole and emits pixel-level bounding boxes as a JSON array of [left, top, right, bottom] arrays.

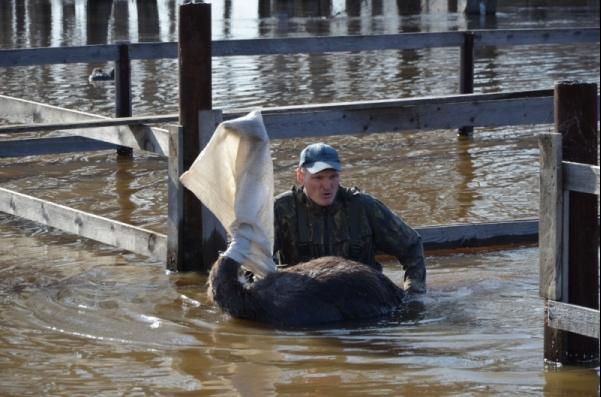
[[546, 81, 599, 365], [459, 31, 474, 137], [167, 2, 215, 272]]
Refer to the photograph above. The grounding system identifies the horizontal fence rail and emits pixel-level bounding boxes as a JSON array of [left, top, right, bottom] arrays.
[[0, 95, 170, 156], [0, 114, 178, 134], [563, 161, 600, 195], [0, 180, 539, 259], [0, 187, 167, 260], [3, 90, 600, 158], [547, 300, 600, 340], [0, 136, 118, 157], [0, 28, 598, 67]]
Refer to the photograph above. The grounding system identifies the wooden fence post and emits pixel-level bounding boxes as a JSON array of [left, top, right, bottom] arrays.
[[167, 2, 226, 272], [549, 80, 599, 365], [539, 133, 563, 302], [539, 132, 566, 363], [459, 31, 474, 136], [115, 41, 133, 156]]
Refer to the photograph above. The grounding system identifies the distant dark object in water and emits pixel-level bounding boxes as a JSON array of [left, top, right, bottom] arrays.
[[88, 68, 114, 82], [208, 255, 405, 327]]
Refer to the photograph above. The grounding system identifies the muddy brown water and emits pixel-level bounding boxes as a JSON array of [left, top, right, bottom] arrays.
[[1, 1, 599, 395]]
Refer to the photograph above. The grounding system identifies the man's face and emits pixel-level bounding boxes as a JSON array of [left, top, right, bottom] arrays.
[[296, 168, 340, 207]]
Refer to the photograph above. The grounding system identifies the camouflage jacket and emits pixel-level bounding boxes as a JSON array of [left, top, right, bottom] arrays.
[[273, 186, 426, 293]]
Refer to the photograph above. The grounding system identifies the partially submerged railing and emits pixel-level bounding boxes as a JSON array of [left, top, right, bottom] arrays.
[[0, 89, 560, 156], [1, 24, 598, 138], [0, 3, 599, 272], [539, 82, 599, 366]]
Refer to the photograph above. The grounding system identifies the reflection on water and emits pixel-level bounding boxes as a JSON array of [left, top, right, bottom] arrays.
[[0, 0, 599, 395]]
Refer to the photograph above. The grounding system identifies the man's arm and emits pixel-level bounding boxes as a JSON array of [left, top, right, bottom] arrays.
[[363, 195, 427, 293]]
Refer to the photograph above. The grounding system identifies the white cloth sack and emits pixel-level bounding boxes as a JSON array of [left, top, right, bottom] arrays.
[[179, 110, 276, 277]]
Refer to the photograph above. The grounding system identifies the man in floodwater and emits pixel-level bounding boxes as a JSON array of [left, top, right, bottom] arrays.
[[273, 142, 427, 294]]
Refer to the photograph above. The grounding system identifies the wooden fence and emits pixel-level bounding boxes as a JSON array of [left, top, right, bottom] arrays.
[[539, 82, 599, 365], [0, 3, 599, 272]]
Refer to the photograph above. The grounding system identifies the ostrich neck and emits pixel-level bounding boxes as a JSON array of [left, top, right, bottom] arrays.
[[209, 256, 257, 320]]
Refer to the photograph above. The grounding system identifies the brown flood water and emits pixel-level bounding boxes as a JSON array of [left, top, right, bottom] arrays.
[[0, 0, 599, 395]]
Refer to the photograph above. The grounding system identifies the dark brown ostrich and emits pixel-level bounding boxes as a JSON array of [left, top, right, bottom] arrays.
[[208, 255, 405, 327]]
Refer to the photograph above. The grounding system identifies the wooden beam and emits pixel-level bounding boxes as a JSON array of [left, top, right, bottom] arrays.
[[212, 32, 464, 56], [115, 41, 133, 157], [538, 133, 564, 301], [129, 41, 177, 60], [563, 161, 600, 195], [226, 89, 555, 117], [547, 300, 600, 340], [0, 95, 170, 156], [0, 183, 542, 261], [0, 114, 178, 134], [475, 28, 600, 47], [0, 116, 177, 134], [0, 187, 166, 260], [0, 28, 597, 66], [0, 136, 118, 157], [2, 90, 553, 134], [257, 96, 554, 139], [417, 219, 538, 249], [0, 44, 118, 66], [459, 32, 475, 136], [168, 3, 223, 272], [2, 91, 595, 155], [553, 80, 599, 365]]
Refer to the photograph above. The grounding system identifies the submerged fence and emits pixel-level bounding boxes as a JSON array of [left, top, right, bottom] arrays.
[[0, 3, 599, 272]]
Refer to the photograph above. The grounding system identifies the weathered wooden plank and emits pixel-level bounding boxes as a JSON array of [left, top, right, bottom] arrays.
[[0, 180, 542, 260], [259, 96, 554, 139], [417, 219, 538, 250], [476, 28, 600, 47], [115, 42, 134, 156], [555, 81, 599, 364], [0, 136, 118, 157], [538, 133, 563, 301], [197, 110, 228, 268], [0, 95, 170, 156], [168, 3, 222, 273], [1, 28, 597, 66], [459, 32, 475, 136], [4, 91, 594, 147], [167, 125, 184, 269], [2, 90, 552, 134], [129, 41, 177, 60], [224, 89, 555, 118], [547, 300, 600, 339], [563, 161, 600, 195], [213, 32, 465, 56], [0, 114, 178, 134], [0, 44, 118, 67], [0, 187, 167, 260]]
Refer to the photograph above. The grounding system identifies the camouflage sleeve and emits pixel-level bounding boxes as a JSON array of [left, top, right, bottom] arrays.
[[273, 190, 295, 268], [362, 194, 427, 293], [273, 195, 285, 266]]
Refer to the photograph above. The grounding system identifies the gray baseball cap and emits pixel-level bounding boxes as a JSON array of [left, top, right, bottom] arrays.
[[298, 143, 341, 174]]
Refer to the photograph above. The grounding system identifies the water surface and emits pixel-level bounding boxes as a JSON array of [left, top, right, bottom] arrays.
[[0, 1, 599, 395]]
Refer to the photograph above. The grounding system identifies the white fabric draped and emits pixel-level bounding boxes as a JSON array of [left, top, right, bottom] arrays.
[[180, 111, 276, 277]]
